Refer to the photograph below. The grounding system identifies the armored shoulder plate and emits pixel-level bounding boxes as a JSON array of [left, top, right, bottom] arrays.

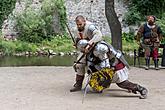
[[88, 24, 97, 33]]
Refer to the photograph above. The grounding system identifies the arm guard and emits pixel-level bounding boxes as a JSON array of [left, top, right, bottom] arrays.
[[87, 25, 102, 45], [136, 25, 144, 42]]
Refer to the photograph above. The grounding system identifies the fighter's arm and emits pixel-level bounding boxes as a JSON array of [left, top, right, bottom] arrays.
[[157, 26, 163, 41], [88, 25, 102, 45], [84, 25, 103, 53], [99, 54, 110, 69], [71, 27, 81, 47], [135, 25, 144, 43]]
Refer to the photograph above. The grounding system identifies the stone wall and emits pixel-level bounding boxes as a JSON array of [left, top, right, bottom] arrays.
[[1, 0, 130, 40], [65, 0, 129, 36]]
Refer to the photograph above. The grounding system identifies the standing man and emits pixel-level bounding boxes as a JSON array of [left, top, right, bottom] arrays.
[[70, 15, 102, 92], [136, 15, 163, 70]]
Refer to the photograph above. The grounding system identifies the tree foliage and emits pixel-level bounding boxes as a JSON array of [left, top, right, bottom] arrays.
[[125, 0, 165, 25], [130, 0, 165, 17], [157, 14, 165, 43], [0, 0, 16, 29], [15, 0, 66, 43]]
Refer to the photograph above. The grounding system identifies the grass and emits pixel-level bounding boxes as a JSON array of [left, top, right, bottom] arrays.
[[122, 40, 139, 52], [0, 35, 139, 56], [103, 36, 139, 52]]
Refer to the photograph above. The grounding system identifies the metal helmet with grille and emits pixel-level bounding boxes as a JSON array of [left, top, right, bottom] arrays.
[[93, 43, 109, 59], [77, 39, 88, 51]]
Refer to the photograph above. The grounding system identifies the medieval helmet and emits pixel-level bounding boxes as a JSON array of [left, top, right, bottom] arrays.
[[77, 39, 88, 51], [93, 43, 109, 58]]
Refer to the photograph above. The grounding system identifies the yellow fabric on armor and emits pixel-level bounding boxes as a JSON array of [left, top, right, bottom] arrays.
[[89, 68, 114, 92]]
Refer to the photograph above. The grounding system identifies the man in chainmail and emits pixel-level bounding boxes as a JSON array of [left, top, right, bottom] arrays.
[[70, 15, 102, 92]]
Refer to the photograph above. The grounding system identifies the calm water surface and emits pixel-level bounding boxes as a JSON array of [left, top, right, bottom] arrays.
[[0, 55, 76, 67], [0, 55, 148, 67]]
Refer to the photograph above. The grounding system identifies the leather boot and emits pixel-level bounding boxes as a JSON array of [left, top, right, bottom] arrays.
[[70, 74, 84, 92], [154, 59, 159, 70], [136, 85, 148, 99], [117, 80, 148, 99], [145, 57, 150, 70]]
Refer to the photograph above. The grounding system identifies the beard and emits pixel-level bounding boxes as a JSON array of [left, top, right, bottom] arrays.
[[148, 21, 154, 26], [78, 27, 84, 32]]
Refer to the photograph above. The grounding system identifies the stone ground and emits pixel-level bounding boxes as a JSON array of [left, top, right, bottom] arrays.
[[0, 66, 165, 110]]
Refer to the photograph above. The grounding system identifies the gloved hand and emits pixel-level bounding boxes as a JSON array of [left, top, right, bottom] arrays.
[[84, 45, 90, 53], [84, 43, 94, 53]]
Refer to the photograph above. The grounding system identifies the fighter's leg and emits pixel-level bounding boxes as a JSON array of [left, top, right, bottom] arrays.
[[152, 47, 159, 70], [70, 54, 86, 92], [144, 46, 151, 70], [116, 80, 148, 99]]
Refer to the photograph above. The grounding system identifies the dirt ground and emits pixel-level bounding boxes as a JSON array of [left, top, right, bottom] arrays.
[[0, 66, 165, 110]]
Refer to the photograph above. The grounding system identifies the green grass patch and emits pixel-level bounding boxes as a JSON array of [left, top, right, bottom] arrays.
[[0, 34, 139, 56]]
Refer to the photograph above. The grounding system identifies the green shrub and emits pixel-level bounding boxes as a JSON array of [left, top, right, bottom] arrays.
[[121, 32, 138, 51], [40, 34, 74, 52], [0, 39, 38, 56], [124, 7, 141, 25], [43, 0, 66, 31], [157, 13, 165, 44], [122, 40, 138, 52], [130, 0, 165, 17], [125, 0, 165, 25], [122, 32, 135, 42], [15, 0, 66, 43], [0, 40, 16, 55], [15, 7, 47, 43], [0, 0, 16, 29], [103, 36, 112, 44], [15, 41, 37, 53]]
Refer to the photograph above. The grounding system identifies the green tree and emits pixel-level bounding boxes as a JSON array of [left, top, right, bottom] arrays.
[[130, 0, 165, 17], [15, 0, 66, 43], [125, 0, 165, 25], [157, 13, 165, 43], [0, 0, 16, 29]]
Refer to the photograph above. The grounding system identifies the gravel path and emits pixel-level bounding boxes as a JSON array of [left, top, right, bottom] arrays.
[[0, 66, 165, 110]]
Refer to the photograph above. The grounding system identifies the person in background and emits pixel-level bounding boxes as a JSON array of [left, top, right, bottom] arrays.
[[136, 15, 163, 70]]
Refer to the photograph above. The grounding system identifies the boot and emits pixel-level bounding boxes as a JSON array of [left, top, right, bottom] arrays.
[[145, 57, 150, 70], [70, 74, 84, 92], [154, 59, 159, 70], [117, 80, 148, 99], [136, 85, 148, 99]]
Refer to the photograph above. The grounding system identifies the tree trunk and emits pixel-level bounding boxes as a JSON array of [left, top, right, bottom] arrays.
[[105, 0, 122, 50]]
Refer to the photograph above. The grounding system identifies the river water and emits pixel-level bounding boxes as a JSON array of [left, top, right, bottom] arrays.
[[0, 55, 147, 67], [0, 55, 76, 67]]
